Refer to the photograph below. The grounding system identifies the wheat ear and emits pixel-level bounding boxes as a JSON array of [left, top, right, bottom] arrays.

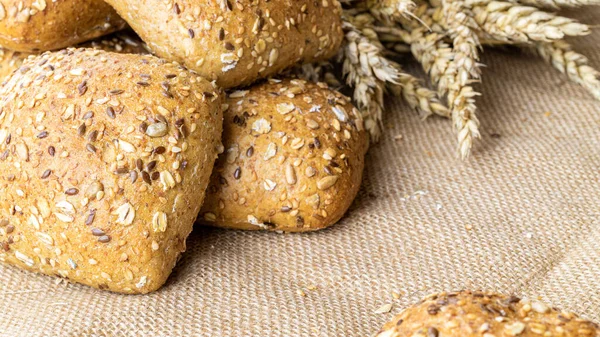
[[534, 41, 600, 100], [340, 19, 403, 140], [466, 0, 590, 43], [437, 1, 483, 158]]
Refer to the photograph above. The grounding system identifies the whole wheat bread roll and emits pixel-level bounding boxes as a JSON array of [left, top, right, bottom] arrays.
[[0, 49, 223, 293], [0, 0, 127, 52], [199, 78, 368, 232], [375, 291, 599, 337], [104, 0, 344, 88]]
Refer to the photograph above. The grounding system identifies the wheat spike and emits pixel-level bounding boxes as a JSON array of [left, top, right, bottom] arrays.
[[340, 19, 402, 140], [465, 0, 590, 43], [437, 1, 483, 158], [534, 41, 600, 100]]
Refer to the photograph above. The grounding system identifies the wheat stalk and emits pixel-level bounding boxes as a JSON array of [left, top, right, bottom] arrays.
[[465, 0, 590, 43], [534, 41, 600, 100]]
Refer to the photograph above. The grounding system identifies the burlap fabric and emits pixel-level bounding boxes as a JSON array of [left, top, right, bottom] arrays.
[[1, 9, 599, 337]]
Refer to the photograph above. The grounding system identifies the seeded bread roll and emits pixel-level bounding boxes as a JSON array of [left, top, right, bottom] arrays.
[[0, 49, 223, 293], [0, 31, 149, 81], [199, 78, 367, 232], [375, 291, 599, 337], [0, 0, 127, 52], [104, 0, 344, 88]]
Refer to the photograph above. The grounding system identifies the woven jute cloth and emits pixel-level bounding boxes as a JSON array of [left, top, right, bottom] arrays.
[[1, 9, 599, 337]]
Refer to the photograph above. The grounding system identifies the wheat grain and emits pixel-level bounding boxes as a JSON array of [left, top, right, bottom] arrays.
[[366, 0, 416, 23], [466, 0, 590, 43], [534, 41, 600, 100], [388, 64, 451, 119]]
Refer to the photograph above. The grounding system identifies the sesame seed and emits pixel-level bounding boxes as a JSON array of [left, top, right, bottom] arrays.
[[36, 131, 49, 139]]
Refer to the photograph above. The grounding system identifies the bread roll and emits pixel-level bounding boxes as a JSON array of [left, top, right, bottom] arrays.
[[104, 0, 344, 88], [376, 291, 599, 337], [199, 78, 368, 232], [0, 0, 127, 52], [0, 31, 149, 81], [0, 49, 223, 293]]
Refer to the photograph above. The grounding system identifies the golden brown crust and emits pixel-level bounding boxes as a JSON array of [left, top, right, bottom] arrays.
[[0, 49, 223, 293], [0, 0, 127, 52], [0, 31, 149, 81], [105, 0, 344, 88], [376, 291, 599, 337], [199, 78, 368, 232]]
